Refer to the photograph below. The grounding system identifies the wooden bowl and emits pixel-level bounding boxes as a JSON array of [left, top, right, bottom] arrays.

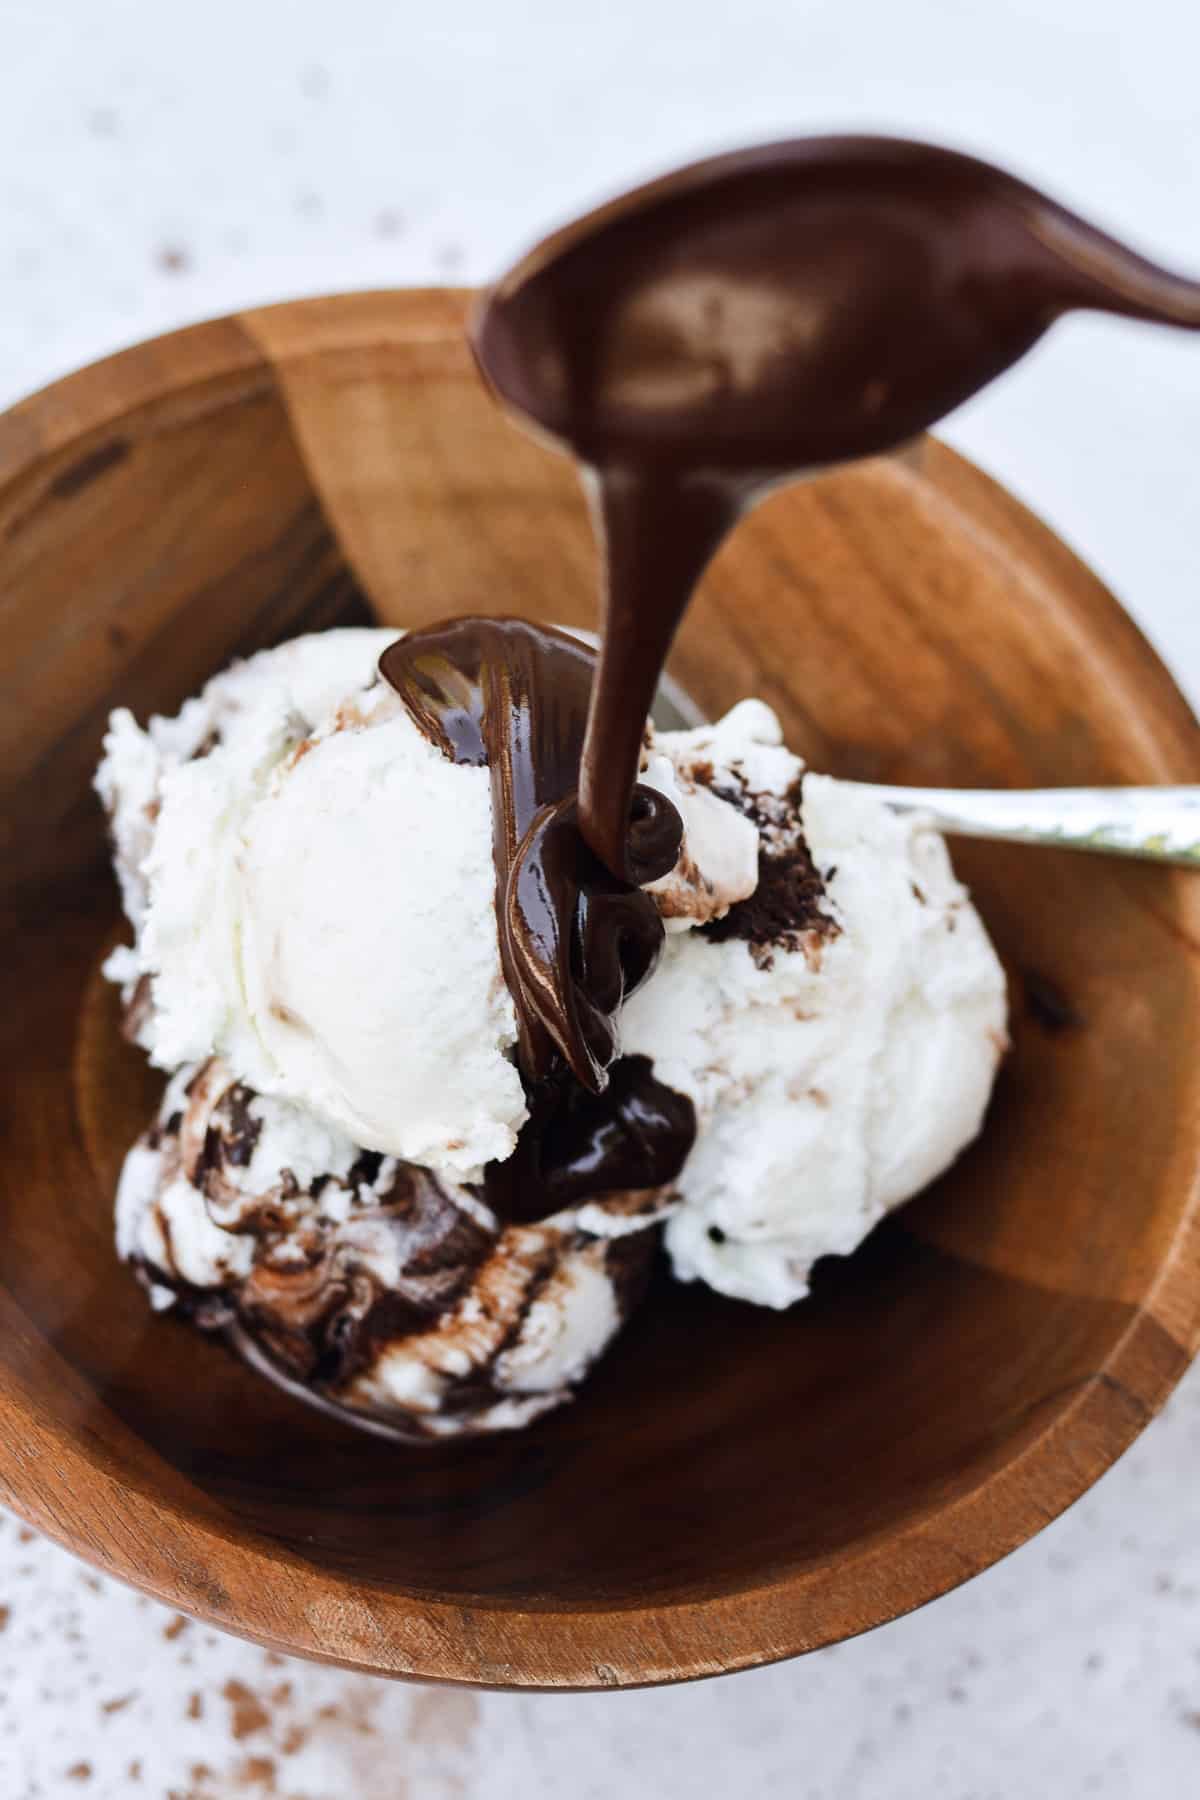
[[3, 290, 1200, 1690]]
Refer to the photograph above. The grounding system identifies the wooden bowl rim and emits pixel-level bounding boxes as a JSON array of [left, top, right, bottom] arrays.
[[4, 291, 1200, 1690]]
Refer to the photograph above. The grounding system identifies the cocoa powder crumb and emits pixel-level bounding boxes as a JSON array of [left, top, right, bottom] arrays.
[[223, 1678, 270, 1740], [235, 1755, 277, 1788]]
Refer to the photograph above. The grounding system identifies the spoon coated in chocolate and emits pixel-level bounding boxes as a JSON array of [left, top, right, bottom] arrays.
[[470, 135, 1200, 879]]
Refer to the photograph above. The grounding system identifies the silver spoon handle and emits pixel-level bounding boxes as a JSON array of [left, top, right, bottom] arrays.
[[856, 785, 1200, 866]]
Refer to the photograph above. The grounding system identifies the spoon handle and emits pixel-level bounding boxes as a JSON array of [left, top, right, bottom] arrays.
[[856, 785, 1200, 866]]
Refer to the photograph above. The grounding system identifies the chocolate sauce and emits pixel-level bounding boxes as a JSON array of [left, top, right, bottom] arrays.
[[470, 134, 1200, 878], [380, 616, 681, 1091], [381, 619, 696, 1221], [483, 1053, 695, 1225]]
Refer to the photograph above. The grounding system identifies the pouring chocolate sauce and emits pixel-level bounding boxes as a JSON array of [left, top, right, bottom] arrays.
[[380, 616, 680, 1091], [381, 617, 695, 1222], [382, 135, 1200, 1218], [469, 135, 1200, 880]]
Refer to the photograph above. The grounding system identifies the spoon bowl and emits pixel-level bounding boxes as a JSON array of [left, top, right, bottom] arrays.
[[473, 135, 1200, 471], [3, 291, 1200, 1687]]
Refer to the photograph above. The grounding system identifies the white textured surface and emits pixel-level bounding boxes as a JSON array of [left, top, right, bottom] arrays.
[[5, 1, 1200, 1793]]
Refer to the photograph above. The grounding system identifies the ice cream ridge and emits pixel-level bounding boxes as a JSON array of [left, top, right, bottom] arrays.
[[98, 621, 1007, 1438]]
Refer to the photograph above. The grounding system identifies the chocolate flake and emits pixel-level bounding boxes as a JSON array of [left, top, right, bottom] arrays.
[[705, 837, 838, 966]]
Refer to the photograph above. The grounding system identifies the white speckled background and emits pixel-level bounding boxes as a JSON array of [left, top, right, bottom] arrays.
[[3, 2, 1200, 1794]]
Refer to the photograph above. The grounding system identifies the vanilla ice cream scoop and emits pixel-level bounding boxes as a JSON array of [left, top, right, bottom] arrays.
[[623, 702, 1009, 1308], [97, 630, 527, 1179]]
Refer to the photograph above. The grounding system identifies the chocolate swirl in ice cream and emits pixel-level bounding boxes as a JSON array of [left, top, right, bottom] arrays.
[[118, 1056, 661, 1440]]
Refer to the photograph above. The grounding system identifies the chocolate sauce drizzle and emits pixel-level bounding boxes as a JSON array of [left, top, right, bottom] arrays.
[[483, 1053, 695, 1226], [381, 616, 681, 1089], [380, 618, 695, 1224]]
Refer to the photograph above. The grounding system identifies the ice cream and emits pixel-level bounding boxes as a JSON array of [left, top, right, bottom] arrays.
[[97, 623, 1006, 1435], [97, 629, 527, 1179], [623, 701, 1009, 1307], [116, 1057, 657, 1439], [97, 626, 696, 1436]]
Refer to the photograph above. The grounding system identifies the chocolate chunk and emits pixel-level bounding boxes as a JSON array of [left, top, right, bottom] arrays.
[[704, 838, 838, 964]]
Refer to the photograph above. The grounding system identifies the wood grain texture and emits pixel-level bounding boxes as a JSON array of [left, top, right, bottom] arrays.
[[2, 289, 1200, 1689]]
